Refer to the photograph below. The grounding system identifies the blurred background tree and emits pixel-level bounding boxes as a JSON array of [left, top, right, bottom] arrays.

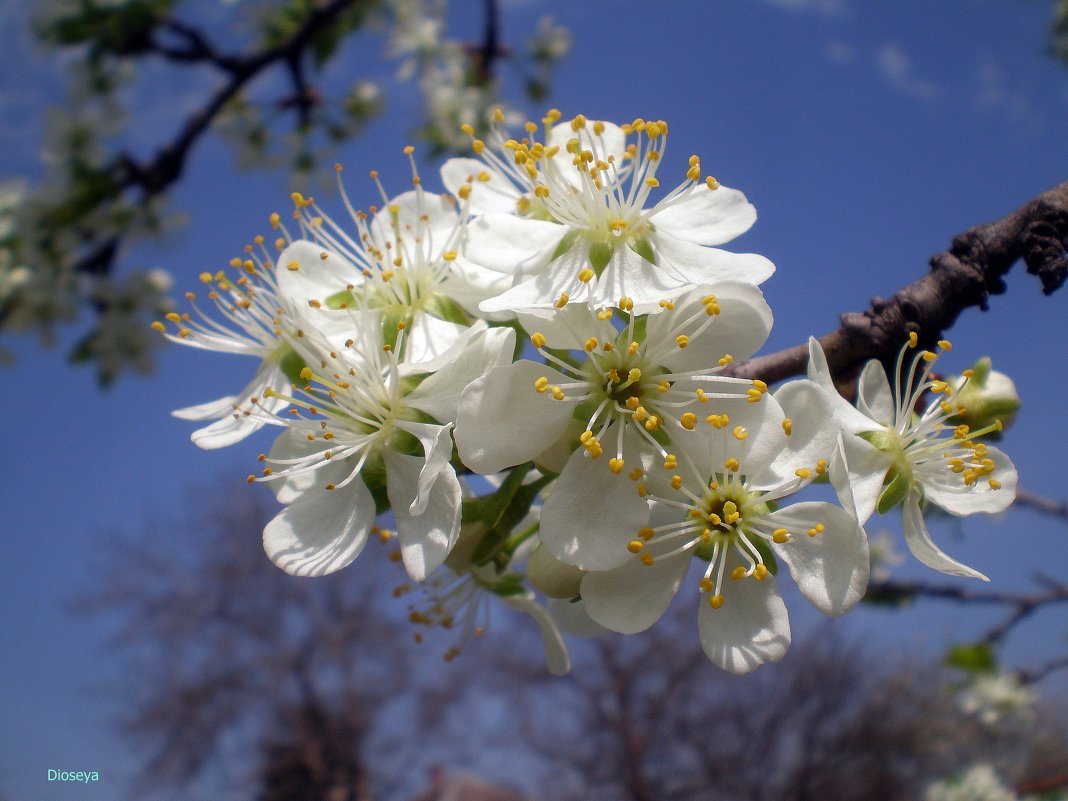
[[0, 0, 570, 384]]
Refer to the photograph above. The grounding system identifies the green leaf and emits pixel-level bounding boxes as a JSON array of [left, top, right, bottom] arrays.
[[945, 642, 997, 674]]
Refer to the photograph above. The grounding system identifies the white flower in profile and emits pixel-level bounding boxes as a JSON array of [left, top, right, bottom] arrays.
[[807, 336, 1017, 580], [450, 110, 774, 313], [157, 230, 299, 449], [277, 155, 507, 365], [566, 385, 869, 674], [255, 315, 514, 582], [455, 284, 773, 505], [956, 671, 1036, 726]]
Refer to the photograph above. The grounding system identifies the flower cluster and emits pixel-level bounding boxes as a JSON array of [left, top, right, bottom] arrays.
[[162, 111, 1018, 674]]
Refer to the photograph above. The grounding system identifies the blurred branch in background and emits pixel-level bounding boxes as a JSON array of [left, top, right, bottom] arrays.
[[0, 0, 570, 383]]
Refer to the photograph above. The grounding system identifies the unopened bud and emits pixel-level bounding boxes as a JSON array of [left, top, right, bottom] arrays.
[[949, 357, 1021, 437]]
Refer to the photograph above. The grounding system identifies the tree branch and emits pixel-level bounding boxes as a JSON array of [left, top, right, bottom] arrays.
[[1014, 486, 1068, 523], [727, 181, 1068, 383]]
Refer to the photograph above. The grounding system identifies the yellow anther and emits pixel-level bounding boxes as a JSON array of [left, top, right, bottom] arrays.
[[707, 413, 729, 428], [730, 566, 748, 581], [472, 139, 485, 155], [609, 457, 625, 474], [493, 107, 505, 123], [460, 123, 475, 136], [578, 268, 594, 283], [782, 418, 793, 436], [458, 184, 472, 200], [656, 380, 670, 393], [177, 328, 191, 338], [571, 114, 587, 130], [795, 468, 812, 480], [709, 595, 725, 609], [753, 380, 768, 392], [644, 415, 661, 432], [627, 540, 644, 553], [772, 528, 790, 544], [632, 406, 648, 422], [687, 164, 701, 182], [747, 389, 764, 403], [286, 261, 300, 272], [663, 454, 678, 469], [658, 299, 676, 310], [584, 337, 598, 352], [908, 331, 919, 348], [954, 424, 970, 439], [165, 312, 182, 323], [922, 350, 937, 362], [629, 467, 645, 481], [640, 553, 655, 566], [625, 396, 640, 410], [938, 339, 952, 351], [627, 341, 640, 356], [579, 430, 594, 443], [699, 578, 715, 592], [670, 474, 683, 490], [732, 425, 748, 441], [290, 192, 307, 207], [718, 354, 733, 366], [754, 564, 768, 581], [989, 478, 1002, 490], [816, 459, 828, 475], [708, 513, 722, 526], [706, 176, 719, 190], [299, 367, 314, 381], [551, 386, 565, 401], [628, 368, 642, 382], [618, 296, 634, 311], [675, 335, 689, 349], [638, 527, 656, 541], [554, 292, 569, 308], [534, 376, 550, 393], [680, 412, 697, 430], [645, 177, 660, 188], [695, 388, 709, 403], [150, 321, 166, 333], [724, 458, 740, 472], [807, 523, 825, 537], [530, 332, 547, 348]]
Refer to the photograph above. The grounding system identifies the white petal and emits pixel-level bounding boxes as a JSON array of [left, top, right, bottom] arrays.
[[806, 337, 879, 434], [591, 242, 689, 312], [188, 362, 288, 450], [902, 492, 988, 580], [697, 568, 791, 674], [857, 359, 895, 425], [547, 597, 608, 638], [391, 421, 455, 515], [831, 433, 890, 524], [653, 282, 773, 373], [404, 313, 468, 366], [503, 592, 571, 675], [649, 184, 757, 246], [265, 428, 352, 504], [440, 158, 521, 215], [540, 446, 651, 571], [263, 481, 373, 576], [385, 451, 462, 581], [757, 378, 843, 485], [370, 189, 458, 248], [653, 233, 775, 288], [464, 213, 566, 275], [172, 393, 238, 421], [768, 502, 870, 616], [406, 325, 516, 421], [455, 361, 577, 474], [675, 392, 787, 484], [921, 445, 1017, 516], [276, 239, 362, 303], [581, 551, 689, 634], [477, 255, 584, 313]]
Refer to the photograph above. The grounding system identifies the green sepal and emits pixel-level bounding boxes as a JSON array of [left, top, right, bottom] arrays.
[[325, 289, 355, 309], [877, 471, 910, 515], [588, 240, 613, 276], [945, 642, 997, 674], [488, 572, 528, 597], [424, 294, 471, 326], [629, 236, 656, 265], [548, 230, 579, 262], [278, 347, 307, 385]]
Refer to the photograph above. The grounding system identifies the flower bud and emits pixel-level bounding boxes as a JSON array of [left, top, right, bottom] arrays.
[[949, 357, 1021, 437], [526, 543, 584, 599]]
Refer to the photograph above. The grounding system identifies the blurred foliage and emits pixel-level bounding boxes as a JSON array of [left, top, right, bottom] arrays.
[[0, 0, 570, 384]]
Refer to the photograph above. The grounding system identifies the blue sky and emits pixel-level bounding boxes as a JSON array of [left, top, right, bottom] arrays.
[[2, 1, 1068, 798]]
